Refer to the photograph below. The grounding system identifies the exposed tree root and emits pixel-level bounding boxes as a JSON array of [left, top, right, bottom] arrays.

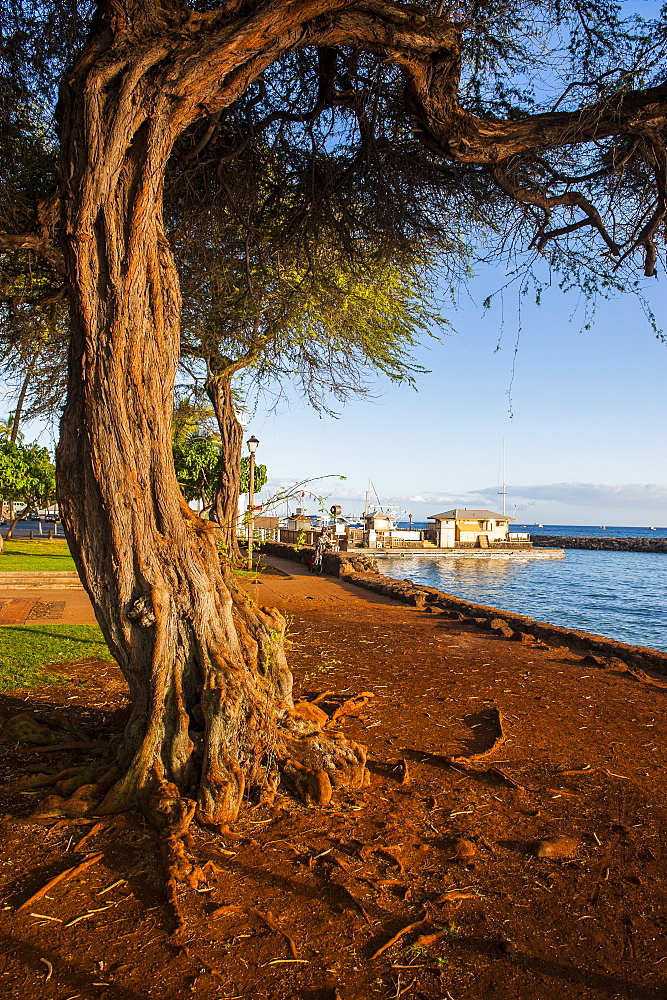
[[249, 907, 299, 959], [209, 904, 300, 958], [147, 777, 206, 935], [16, 851, 104, 912], [1, 685, 373, 933], [441, 706, 506, 767], [329, 692, 375, 725]]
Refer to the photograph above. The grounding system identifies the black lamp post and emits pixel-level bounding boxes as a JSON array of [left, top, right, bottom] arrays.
[[246, 435, 259, 571]]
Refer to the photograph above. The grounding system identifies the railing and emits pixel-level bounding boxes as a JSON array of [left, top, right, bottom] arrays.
[[489, 540, 533, 548], [379, 538, 429, 549], [347, 529, 365, 546], [237, 527, 282, 543], [278, 529, 318, 547]]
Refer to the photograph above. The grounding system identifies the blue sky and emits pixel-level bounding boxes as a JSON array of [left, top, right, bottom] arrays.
[[248, 264, 667, 527]]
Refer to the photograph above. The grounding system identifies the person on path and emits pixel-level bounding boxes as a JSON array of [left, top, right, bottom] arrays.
[[310, 530, 331, 574]]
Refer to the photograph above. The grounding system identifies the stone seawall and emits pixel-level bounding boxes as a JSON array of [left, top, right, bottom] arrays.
[[260, 540, 667, 675], [259, 541, 379, 577], [530, 535, 667, 553]]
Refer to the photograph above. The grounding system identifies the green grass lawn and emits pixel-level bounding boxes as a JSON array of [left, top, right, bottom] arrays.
[[0, 623, 113, 691], [0, 538, 77, 572]]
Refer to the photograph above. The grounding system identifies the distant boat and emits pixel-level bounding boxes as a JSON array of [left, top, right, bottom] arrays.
[[533, 522, 543, 527], [600, 525, 606, 529], [650, 526, 656, 530]]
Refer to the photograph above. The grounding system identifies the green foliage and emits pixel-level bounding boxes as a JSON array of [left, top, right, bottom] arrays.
[[239, 457, 268, 495], [0, 414, 23, 443], [172, 397, 220, 444], [172, 433, 222, 504], [0, 439, 55, 507], [0, 624, 113, 692], [172, 415, 267, 504]]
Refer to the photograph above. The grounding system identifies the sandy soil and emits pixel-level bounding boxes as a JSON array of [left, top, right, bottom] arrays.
[[0, 558, 665, 1000]]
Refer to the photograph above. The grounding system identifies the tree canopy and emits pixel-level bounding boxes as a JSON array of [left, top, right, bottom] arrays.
[[0, 439, 56, 510], [2, 0, 666, 282]]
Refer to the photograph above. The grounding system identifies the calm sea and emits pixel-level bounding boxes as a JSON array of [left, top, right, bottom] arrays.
[[385, 524, 667, 652]]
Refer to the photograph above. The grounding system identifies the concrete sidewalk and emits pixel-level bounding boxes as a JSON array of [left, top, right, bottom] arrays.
[[0, 589, 97, 625], [0, 554, 397, 627]]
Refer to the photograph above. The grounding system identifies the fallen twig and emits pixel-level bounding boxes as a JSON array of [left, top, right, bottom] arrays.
[[73, 820, 110, 853], [97, 878, 126, 896], [17, 852, 104, 912], [250, 907, 299, 959], [264, 958, 309, 965], [64, 904, 111, 927], [555, 764, 593, 776], [371, 914, 427, 960]]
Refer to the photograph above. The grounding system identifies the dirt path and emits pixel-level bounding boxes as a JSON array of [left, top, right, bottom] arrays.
[[0, 558, 665, 1000]]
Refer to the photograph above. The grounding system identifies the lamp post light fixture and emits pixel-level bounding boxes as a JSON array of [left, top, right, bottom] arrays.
[[246, 436, 259, 571]]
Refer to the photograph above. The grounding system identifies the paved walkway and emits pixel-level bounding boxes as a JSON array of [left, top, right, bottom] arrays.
[[245, 554, 401, 609], [0, 589, 97, 625], [0, 555, 396, 626]]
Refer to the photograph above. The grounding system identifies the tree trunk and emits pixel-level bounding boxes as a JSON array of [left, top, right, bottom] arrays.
[[11, 351, 38, 444], [54, 16, 367, 831], [205, 370, 243, 562]]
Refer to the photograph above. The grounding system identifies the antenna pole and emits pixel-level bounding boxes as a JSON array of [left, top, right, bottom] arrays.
[[498, 439, 508, 516]]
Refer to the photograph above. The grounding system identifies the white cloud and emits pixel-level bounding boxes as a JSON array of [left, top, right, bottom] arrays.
[[477, 482, 667, 509]]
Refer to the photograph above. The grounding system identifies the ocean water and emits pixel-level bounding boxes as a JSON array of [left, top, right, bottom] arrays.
[[380, 547, 667, 653], [398, 522, 667, 538], [511, 523, 667, 538]]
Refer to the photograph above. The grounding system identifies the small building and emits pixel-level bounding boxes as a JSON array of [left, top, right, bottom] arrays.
[[253, 516, 279, 533], [284, 508, 319, 532], [361, 510, 425, 549], [428, 509, 516, 548]]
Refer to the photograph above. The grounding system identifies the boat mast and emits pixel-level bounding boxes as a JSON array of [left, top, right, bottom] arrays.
[[498, 440, 508, 516]]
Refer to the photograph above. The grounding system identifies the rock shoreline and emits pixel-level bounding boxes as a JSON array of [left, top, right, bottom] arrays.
[[530, 534, 667, 553], [259, 540, 667, 675]]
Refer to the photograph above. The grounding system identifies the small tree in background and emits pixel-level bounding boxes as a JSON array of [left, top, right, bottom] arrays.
[[0, 440, 56, 540], [239, 457, 268, 499], [172, 401, 267, 534]]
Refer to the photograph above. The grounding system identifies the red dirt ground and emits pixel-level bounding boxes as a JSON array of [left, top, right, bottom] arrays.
[[0, 559, 665, 1000]]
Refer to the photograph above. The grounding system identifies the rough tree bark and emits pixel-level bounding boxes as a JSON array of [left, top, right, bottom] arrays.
[[48, 0, 667, 837], [205, 367, 244, 561], [55, 1, 373, 832]]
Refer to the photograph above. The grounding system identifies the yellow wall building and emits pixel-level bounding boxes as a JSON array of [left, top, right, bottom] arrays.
[[427, 509, 516, 548]]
